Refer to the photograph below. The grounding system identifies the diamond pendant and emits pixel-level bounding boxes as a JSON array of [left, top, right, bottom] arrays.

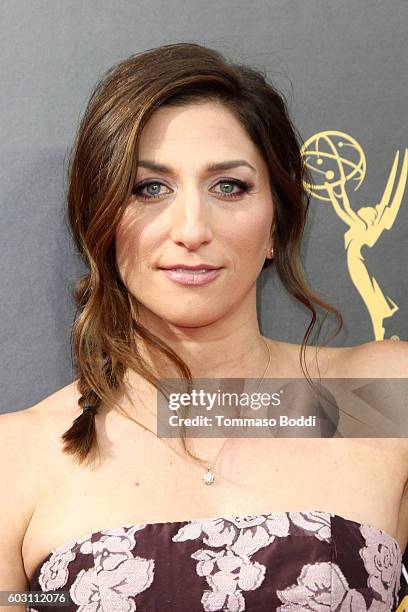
[[202, 466, 215, 485]]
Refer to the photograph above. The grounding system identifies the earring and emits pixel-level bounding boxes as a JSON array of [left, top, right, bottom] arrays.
[[266, 247, 274, 259]]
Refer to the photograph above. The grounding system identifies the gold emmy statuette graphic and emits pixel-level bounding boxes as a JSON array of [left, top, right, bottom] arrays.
[[395, 596, 408, 611], [301, 131, 408, 340]]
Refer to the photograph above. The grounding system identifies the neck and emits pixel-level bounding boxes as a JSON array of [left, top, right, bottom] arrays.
[[120, 325, 273, 439], [118, 299, 280, 432], [128, 287, 276, 379], [132, 322, 272, 381]]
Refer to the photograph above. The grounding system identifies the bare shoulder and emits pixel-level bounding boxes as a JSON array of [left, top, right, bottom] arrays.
[[0, 379, 82, 498], [24, 379, 83, 431], [4, 377, 80, 429], [0, 408, 38, 590], [333, 338, 408, 378], [266, 337, 408, 456], [0, 382, 80, 525], [0, 407, 39, 539], [262, 335, 407, 382], [333, 339, 408, 458], [0, 382, 82, 587], [265, 337, 349, 378], [0, 405, 45, 492]]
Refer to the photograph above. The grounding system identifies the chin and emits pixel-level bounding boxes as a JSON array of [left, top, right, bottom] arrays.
[[136, 302, 227, 329], [155, 307, 224, 328], [166, 316, 221, 329]]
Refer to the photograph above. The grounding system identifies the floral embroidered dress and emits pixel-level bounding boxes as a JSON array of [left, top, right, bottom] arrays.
[[27, 510, 403, 611]]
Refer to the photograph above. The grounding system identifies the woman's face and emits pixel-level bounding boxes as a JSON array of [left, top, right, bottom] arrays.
[[115, 101, 274, 331]]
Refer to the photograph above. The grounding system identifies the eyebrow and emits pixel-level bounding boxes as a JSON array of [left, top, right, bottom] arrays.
[[137, 159, 256, 174]]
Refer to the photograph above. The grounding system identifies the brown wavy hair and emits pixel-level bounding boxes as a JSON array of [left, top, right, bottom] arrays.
[[61, 41, 343, 468]]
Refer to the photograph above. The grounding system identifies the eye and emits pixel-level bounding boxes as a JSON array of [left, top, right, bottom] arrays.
[[211, 179, 253, 199], [132, 180, 171, 200], [132, 178, 253, 202]]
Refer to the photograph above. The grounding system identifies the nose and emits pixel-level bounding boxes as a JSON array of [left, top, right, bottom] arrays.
[[169, 185, 213, 250]]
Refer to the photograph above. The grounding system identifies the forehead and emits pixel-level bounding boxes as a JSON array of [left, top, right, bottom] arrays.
[[137, 101, 260, 162]]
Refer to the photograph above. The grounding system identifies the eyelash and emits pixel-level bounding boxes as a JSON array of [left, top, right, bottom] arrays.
[[132, 178, 253, 201]]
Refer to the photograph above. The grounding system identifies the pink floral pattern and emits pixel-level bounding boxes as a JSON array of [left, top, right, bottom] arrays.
[[359, 524, 402, 608], [276, 561, 368, 610], [34, 524, 154, 610], [172, 513, 290, 610], [36, 536, 86, 591], [27, 511, 403, 611], [270, 520, 402, 612], [289, 510, 332, 542]]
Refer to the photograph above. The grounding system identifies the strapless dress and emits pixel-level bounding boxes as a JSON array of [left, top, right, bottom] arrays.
[[27, 509, 404, 611]]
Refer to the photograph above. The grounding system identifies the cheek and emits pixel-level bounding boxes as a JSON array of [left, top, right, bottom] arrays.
[[223, 208, 272, 259], [115, 209, 158, 283], [115, 229, 146, 294]]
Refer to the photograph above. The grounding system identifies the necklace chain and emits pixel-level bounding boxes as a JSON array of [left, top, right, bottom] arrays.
[[95, 338, 272, 485], [200, 337, 271, 484]]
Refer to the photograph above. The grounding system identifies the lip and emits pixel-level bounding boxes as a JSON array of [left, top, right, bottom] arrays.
[[160, 268, 222, 286], [160, 264, 221, 270]]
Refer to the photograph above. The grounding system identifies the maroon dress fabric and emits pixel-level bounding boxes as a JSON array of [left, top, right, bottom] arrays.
[[27, 510, 403, 611]]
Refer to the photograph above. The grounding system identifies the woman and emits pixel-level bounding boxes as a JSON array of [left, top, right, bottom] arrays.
[[0, 42, 407, 611]]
